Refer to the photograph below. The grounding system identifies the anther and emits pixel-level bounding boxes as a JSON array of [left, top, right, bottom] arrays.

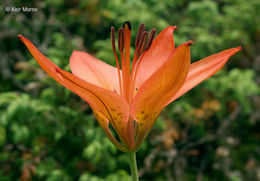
[[146, 28, 156, 50], [123, 21, 132, 31], [136, 31, 148, 56], [135, 23, 145, 47], [118, 28, 124, 51], [111, 27, 116, 51]]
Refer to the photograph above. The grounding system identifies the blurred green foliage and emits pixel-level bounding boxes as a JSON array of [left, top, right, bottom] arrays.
[[0, 0, 259, 180]]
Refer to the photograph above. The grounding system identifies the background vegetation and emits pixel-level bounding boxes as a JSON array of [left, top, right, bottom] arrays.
[[0, 0, 259, 180]]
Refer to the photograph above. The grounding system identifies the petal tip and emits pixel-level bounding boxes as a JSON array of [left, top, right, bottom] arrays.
[[17, 35, 30, 45], [187, 40, 193, 45], [181, 40, 193, 47], [72, 50, 80, 54], [17, 34, 25, 42], [71, 50, 84, 58], [230, 46, 242, 54], [70, 50, 82, 60], [169, 25, 178, 31]]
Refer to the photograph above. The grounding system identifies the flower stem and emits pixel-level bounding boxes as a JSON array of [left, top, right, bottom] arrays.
[[128, 152, 139, 181]]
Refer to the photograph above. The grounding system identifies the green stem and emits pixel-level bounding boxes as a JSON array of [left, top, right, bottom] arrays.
[[128, 152, 139, 181]]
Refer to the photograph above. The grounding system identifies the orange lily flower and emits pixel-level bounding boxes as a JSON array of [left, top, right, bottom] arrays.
[[18, 22, 241, 152]]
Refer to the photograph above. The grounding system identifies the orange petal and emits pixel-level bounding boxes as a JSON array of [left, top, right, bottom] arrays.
[[165, 47, 242, 106], [55, 68, 130, 142], [18, 35, 130, 148], [131, 41, 191, 150], [70, 51, 121, 92], [18, 35, 64, 86], [93, 111, 127, 152], [134, 26, 177, 89]]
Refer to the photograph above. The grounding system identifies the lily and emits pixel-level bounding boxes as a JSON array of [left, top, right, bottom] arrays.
[[19, 21, 241, 180]]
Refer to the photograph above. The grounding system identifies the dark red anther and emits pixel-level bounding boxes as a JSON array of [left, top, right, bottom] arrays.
[[135, 23, 145, 47], [136, 31, 148, 56], [111, 26, 116, 51], [146, 28, 156, 50], [118, 28, 125, 51]]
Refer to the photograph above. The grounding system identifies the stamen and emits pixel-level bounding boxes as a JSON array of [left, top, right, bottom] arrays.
[[118, 28, 127, 99], [131, 52, 146, 97], [135, 23, 145, 47], [118, 28, 124, 52], [146, 28, 156, 50], [110, 23, 159, 104], [111, 26, 123, 95], [136, 31, 148, 57], [130, 25, 147, 101], [111, 27, 116, 51], [131, 24, 146, 73]]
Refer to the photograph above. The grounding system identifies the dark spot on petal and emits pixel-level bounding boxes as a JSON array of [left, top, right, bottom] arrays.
[[110, 108, 116, 112]]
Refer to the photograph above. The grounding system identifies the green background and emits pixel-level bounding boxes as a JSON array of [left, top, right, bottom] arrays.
[[0, 0, 259, 180]]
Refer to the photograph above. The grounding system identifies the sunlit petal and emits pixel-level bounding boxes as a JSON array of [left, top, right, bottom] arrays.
[[70, 51, 120, 92], [55, 68, 130, 142], [18, 35, 130, 149], [93, 111, 127, 152], [134, 26, 177, 89], [165, 47, 242, 106], [131, 41, 191, 149]]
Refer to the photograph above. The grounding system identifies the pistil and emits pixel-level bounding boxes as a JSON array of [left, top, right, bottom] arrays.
[[123, 21, 132, 103]]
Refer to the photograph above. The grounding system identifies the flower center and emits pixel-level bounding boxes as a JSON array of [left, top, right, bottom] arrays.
[[110, 21, 156, 103]]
